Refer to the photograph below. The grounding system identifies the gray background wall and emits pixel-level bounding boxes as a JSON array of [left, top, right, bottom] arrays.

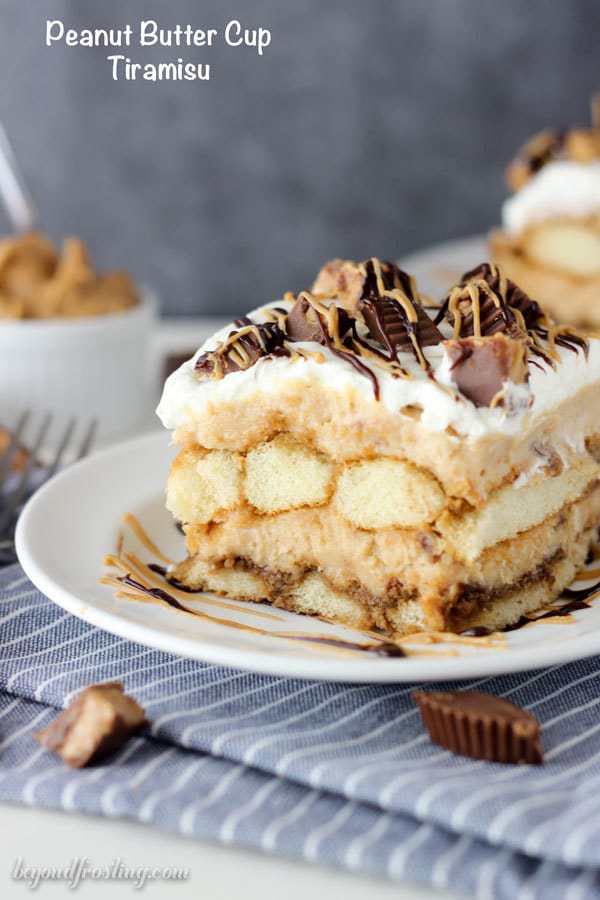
[[0, 1, 598, 316]]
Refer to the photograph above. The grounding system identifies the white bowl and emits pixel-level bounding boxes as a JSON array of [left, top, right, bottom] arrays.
[[0, 289, 158, 443]]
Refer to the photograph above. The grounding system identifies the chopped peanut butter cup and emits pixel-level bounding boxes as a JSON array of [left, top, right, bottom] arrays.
[[359, 294, 442, 356], [446, 333, 529, 408], [413, 690, 543, 764], [286, 293, 352, 345], [458, 263, 544, 332], [35, 682, 146, 768], [195, 321, 287, 379]]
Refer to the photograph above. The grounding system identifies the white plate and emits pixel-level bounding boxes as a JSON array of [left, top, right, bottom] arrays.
[[14, 237, 600, 684], [14, 429, 600, 684]]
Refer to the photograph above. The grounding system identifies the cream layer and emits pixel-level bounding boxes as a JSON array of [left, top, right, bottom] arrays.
[[174, 480, 600, 630]]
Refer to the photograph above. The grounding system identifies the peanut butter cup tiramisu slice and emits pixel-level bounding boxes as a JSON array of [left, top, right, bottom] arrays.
[[491, 96, 600, 328], [157, 259, 600, 637]]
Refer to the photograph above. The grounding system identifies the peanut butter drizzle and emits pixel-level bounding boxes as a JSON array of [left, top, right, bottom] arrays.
[[291, 289, 383, 396], [294, 287, 409, 387], [290, 262, 431, 384], [213, 324, 268, 378], [259, 305, 288, 331], [122, 513, 173, 565], [103, 565, 401, 657], [103, 513, 600, 658], [401, 630, 505, 649], [447, 267, 512, 341]]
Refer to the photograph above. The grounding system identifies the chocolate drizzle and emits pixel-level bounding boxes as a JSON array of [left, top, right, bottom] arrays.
[[329, 346, 381, 400], [458, 263, 544, 332], [189, 257, 589, 412], [562, 579, 600, 601], [460, 581, 600, 637], [147, 563, 215, 596], [502, 600, 591, 632], [118, 571, 405, 656], [285, 291, 381, 397], [118, 573, 191, 613]]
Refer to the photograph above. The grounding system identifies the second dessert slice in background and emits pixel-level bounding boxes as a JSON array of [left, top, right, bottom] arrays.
[[490, 96, 600, 328]]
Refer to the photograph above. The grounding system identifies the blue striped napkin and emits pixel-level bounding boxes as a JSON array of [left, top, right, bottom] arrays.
[[2, 563, 600, 899]]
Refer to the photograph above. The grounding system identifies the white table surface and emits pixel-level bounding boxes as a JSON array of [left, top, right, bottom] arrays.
[[1, 317, 458, 899], [0, 805, 456, 899]]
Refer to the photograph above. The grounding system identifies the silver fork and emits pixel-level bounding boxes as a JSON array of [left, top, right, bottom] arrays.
[[0, 413, 97, 563]]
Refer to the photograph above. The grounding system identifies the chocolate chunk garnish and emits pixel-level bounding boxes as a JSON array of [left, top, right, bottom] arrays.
[[286, 296, 328, 342], [312, 257, 427, 316], [310, 257, 442, 366], [438, 263, 588, 365], [445, 333, 528, 407], [361, 258, 408, 300], [356, 259, 442, 361], [195, 321, 286, 380], [286, 294, 352, 345], [439, 278, 522, 341], [360, 295, 442, 356], [459, 263, 544, 332], [312, 258, 373, 311], [413, 690, 543, 764], [35, 682, 146, 768]]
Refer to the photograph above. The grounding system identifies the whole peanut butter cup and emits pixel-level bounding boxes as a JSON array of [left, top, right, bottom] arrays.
[[413, 690, 543, 764]]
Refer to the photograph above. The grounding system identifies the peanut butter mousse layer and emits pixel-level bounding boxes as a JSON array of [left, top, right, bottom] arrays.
[[157, 258, 600, 636], [491, 96, 600, 328]]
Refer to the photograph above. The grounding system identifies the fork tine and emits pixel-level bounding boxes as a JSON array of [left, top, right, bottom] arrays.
[[43, 417, 76, 482], [76, 419, 97, 460], [0, 412, 52, 526], [0, 409, 30, 489]]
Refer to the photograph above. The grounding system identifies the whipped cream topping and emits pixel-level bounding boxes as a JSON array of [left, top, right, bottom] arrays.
[[157, 301, 600, 440], [502, 160, 600, 235]]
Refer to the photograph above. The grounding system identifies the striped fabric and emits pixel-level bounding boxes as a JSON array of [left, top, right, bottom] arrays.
[[2, 565, 600, 898]]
